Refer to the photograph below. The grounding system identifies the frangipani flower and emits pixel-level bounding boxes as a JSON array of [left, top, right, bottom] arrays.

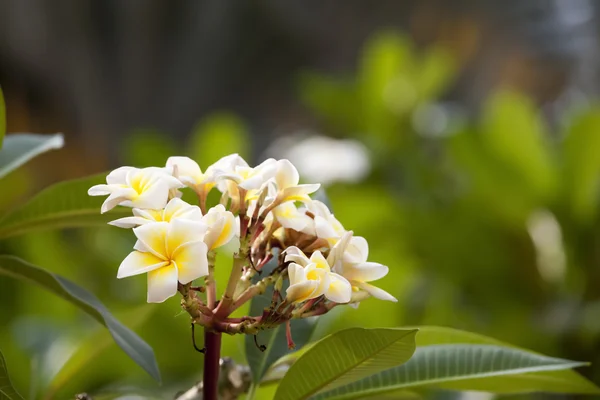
[[109, 198, 202, 228], [219, 158, 277, 192], [272, 201, 314, 232], [304, 200, 346, 244], [88, 166, 183, 213], [167, 154, 245, 196], [284, 247, 351, 303], [118, 219, 209, 303], [329, 232, 397, 302], [201, 204, 237, 250], [270, 159, 320, 204]]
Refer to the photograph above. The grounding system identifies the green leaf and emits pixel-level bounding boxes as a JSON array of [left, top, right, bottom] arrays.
[[0, 349, 24, 400], [0, 174, 130, 239], [312, 326, 599, 399], [0, 133, 64, 179], [0, 86, 6, 149], [313, 344, 597, 399], [274, 328, 417, 400], [45, 305, 155, 398], [245, 286, 317, 384], [562, 108, 600, 222], [0, 255, 161, 382], [415, 46, 457, 102], [481, 91, 555, 201]]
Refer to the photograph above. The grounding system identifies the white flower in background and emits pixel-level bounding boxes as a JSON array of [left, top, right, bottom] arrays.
[[88, 166, 183, 213], [268, 159, 320, 205], [109, 198, 202, 228], [201, 204, 237, 250], [329, 232, 396, 302], [118, 219, 209, 303], [284, 247, 351, 303], [264, 133, 370, 185]]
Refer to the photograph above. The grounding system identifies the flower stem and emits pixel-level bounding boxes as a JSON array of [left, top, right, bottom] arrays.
[[203, 329, 222, 400], [215, 238, 249, 317], [206, 252, 216, 309]]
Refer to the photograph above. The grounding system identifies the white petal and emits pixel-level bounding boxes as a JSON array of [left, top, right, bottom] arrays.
[[345, 236, 369, 264], [173, 241, 208, 284], [343, 262, 388, 282], [133, 222, 169, 259], [106, 166, 134, 185], [238, 174, 267, 191], [133, 181, 171, 210], [101, 188, 136, 213], [286, 280, 319, 303], [314, 216, 339, 240], [109, 216, 151, 228], [147, 263, 179, 303], [281, 184, 321, 203], [356, 281, 397, 302], [166, 219, 208, 255], [163, 198, 203, 222], [117, 251, 168, 278], [167, 156, 203, 184], [283, 247, 310, 266], [325, 273, 352, 303], [88, 184, 112, 196], [275, 159, 300, 189], [287, 262, 307, 285], [309, 251, 330, 271]]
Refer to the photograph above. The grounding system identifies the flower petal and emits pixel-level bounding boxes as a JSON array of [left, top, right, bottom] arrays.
[[309, 251, 330, 271], [356, 281, 397, 302], [166, 219, 208, 255], [343, 262, 389, 282], [109, 216, 151, 228], [88, 184, 112, 196], [147, 263, 179, 303], [314, 216, 339, 240], [281, 184, 321, 202], [101, 188, 137, 213], [287, 262, 307, 285], [117, 251, 168, 278], [344, 236, 369, 264], [275, 159, 300, 188], [167, 156, 203, 185], [133, 181, 171, 210], [106, 166, 134, 184], [133, 222, 169, 259], [172, 240, 209, 284], [325, 273, 352, 303], [286, 280, 319, 303], [283, 247, 310, 266]]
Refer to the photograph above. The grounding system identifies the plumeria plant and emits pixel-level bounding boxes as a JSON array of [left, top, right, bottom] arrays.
[[0, 83, 599, 399], [88, 154, 397, 399]]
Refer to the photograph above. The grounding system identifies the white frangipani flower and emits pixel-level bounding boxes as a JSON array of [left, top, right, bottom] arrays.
[[166, 154, 246, 196], [284, 247, 351, 304], [118, 219, 209, 303], [109, 198, 202, 228], [329, 232, 397, 302], [88, 166, 183, 213], [305, 200, 346, 245], [269, 159, 320, 204], [219, 158, 278, 192], [272, 201, 314, 232], [201, 204, 237, 250]]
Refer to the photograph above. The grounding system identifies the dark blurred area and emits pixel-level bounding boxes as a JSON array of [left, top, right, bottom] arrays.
[[3, 1, 600, 398]]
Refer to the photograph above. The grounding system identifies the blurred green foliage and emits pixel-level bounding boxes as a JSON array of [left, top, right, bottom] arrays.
[[3, 30, 600, 399]]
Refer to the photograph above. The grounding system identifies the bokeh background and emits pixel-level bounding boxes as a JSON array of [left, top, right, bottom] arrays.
[[2, 0, 600, 398]]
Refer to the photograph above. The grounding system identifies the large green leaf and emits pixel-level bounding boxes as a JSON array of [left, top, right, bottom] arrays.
[[44, 305, 155, 398], [0, 86, 6, 149], [312, 326, 599, 399], [0, 174, 129, 239], [0, 255, 160, 382], [274, 328, 417, 400], [245, 286, 317, 385], [313, 344, 596, 399], [0, 349, 24, 400], [0, 133, 64, 179]]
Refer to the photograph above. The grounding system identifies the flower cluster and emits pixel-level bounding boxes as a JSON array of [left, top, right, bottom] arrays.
[[89, 154, 395, 338]]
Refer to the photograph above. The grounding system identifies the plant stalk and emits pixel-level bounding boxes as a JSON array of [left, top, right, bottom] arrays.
[[203, 329, 222, 400]]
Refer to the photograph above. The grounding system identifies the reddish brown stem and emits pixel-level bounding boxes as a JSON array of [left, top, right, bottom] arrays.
[[203, 329, 222, 400]]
